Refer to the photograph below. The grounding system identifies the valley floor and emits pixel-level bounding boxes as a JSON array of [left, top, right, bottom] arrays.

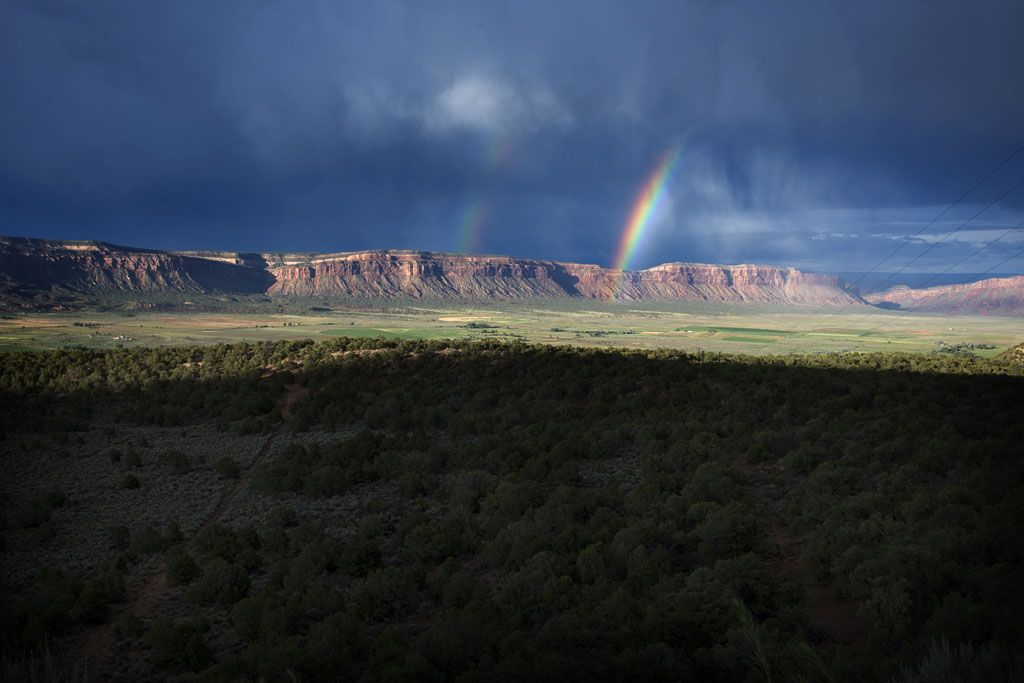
[[1, 301, 1021, 356]]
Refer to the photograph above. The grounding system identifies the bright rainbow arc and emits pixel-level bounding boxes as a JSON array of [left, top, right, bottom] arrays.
[[612, 143, 684, 272]]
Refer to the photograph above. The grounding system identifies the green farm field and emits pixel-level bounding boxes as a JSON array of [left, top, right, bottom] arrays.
[[1, 301, 1020, 356]]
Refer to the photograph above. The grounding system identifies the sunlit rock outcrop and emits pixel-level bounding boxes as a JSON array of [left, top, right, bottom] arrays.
[[1, 236, 872, 308], [864, 276, 1024, 316]]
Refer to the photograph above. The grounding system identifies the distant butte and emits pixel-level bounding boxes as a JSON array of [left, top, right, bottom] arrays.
[[864, 276, 1024, 316], [1, 235, 1019, 315]]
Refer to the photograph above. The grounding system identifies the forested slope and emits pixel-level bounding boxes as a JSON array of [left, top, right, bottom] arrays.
[[1, 340, 1022, 682]]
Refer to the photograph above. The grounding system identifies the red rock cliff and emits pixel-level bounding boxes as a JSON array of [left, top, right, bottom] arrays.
[[864, 276, 1024, 316], [1, 237, 868, 308], [0, 237, 272, 297], [259, 250, 865, 305]]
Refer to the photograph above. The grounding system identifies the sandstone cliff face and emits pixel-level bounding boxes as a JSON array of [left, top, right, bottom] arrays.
[[864, 276, 1024, 316], [588, 263, 859, 304], [0, 237, 273, 297], [1, 236, 868, 308], [260, 251, 866, 305], [264, 252, 577, 299]]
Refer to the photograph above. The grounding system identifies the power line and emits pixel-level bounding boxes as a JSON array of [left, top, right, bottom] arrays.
[[855, 249, 1024, 334], [796, 143, 1024, 326], [897, 220, 1024, 293], [858, 176, 1024, 296], [845, 219, 1024, 328], [976, 245, 1024, 275], [806, 172, 1024, 330], [847, 143, 1024, 292]]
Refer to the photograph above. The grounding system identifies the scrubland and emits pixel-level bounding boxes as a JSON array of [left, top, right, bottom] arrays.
[[1, 337, 1023, 681]]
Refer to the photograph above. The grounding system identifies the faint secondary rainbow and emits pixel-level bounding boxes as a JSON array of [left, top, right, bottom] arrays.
[[612, 143, 684, 271], [452, 131, 516, 254], [455, 197, 488, 254]]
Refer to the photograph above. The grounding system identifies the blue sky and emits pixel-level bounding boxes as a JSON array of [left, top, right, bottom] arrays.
[[2, 0, 1023, 281]]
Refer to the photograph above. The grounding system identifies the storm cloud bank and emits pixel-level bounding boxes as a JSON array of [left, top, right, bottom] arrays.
[[2, 0, 1023, 276]]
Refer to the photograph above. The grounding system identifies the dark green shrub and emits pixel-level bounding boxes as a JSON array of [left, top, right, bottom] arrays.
[[145, 615, 211, 672], [34, 521, 56, 542], [108, 448, 123, 463], [120, 474, 140, 490], [14, 500, 50, 528], [194, 523, 260, 567], [166, 521, 184, 544], [108, 525, 131, 551], [353, 565, 423, 622], [230, 595, 265, 641], [114, 550, 138, 571], [125, 451, 142, 468], [191, 559, 250, 607], [576, 542, 608, 585], [214, 456, 241, 479], [114, 612, 144, 639], [236, 416, 262, 435], [72, 564, 125, 623], [130, 525, 169, 554], [0, 642, 87, 682], [303, 465, 347, 497], [267, 505, 298, 529], [160, 450, 191, 475], [167, 549, 200, 586], [897, 638, 1024, 683], [42, 484, 68, 508]]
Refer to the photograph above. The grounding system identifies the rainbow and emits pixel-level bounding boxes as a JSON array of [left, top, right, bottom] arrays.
[[612, 143, 684, 271], [486, 133, 515, 167], [455, 196, 488, 254], [452, 132, 515, 254]]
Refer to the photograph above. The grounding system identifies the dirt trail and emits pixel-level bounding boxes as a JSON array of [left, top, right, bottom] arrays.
[[75, 381, 307, 675], [728, 447, 867, 650]]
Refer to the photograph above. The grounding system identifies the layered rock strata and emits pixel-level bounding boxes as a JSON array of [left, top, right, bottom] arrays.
[[864, 276, 1024, 316], [1, 236, 868, 307]]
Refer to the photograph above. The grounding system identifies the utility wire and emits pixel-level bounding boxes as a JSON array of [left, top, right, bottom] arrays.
[[848, 142, 1024, 292], [853, 248, 1024, 333], [807, 172, 1024, 330], [857, 176, 1024, 296], [845, 218, 1024, 328], [797, 143, 1024, 326]]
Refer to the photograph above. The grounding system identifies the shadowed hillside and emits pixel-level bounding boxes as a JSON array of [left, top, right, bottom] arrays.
[[1, 339, 1022, 681]]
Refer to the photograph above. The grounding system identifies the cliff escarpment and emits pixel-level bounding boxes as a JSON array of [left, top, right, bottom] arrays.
[[864, 276, 1024, 316], [1, 236, 870, 308], [261, 252, 864, 305], [0, 237, 273, 299]]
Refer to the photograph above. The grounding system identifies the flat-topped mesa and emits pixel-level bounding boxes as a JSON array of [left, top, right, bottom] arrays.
[[259, 251, 865, 304], [864, 276, 1024, 316], [0, 236, 272, 295], [549, 261, 859, 304], [263, 251, 577, 299], [0, 237, 869, 307]]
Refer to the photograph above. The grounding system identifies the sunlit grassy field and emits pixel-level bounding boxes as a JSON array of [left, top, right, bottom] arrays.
[[1, 301, 1020, 356]]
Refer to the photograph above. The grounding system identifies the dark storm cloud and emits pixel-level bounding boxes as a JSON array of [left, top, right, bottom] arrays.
[[2, 0, 1023, 272]]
